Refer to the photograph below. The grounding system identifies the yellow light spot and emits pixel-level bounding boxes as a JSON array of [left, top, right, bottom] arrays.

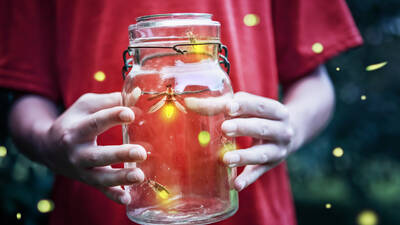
[[336, 67, 341, 71], [0, 146, 7, 157], [361, 95, 367, 101], [37, 199, 55, 213], [198, 131, 211, 147], [94, 71, 106, 82], [333, 147, 344, 158], [158, 190, 169, 200], [243, 14, 260, 26], [162, 103, 176, 120], [192, 45, 206, 53], [325, 203, 332, 209], [312, 42, 324, 54], [366, 61, 387, 71], [357, 210, 378, 225], [16, 212, 21, 220], [219, 142, 237, 161]]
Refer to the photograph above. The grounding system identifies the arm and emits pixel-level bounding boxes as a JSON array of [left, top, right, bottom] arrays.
[[221, 65, 335, 190], [8, 93, 147, 204], [283, 65, 335, 151]]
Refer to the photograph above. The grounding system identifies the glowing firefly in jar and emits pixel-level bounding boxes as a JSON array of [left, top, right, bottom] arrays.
[[142, 84, 210, 115], [146, 179, 170, 200]]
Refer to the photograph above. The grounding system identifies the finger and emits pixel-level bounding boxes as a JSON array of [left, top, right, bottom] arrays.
[[227, 92, 288, 120], [73, 106, 134, 140], [233, 164, 272, 191], [222, 144, 286, 167], [123, 87, 142, 106], [75, 92, 123, 113], [78, 144, 147, 168], [99, 186, 131, 205], [86, 166, 145, 187], [184, 94, 231, 115], [221, 118, 293, 143]]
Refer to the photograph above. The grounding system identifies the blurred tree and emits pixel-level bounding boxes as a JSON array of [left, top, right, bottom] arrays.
[[288, 1, 400, 225]]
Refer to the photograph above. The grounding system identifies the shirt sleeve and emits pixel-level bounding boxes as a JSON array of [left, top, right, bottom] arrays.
[[0, 0, 60, 101], [272, 0, 363, 85]]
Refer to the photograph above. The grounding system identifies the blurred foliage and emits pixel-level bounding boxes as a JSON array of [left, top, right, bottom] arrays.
[[0, 90, 53, 225], [0, 0, 400, 224], [288, 0, 400, 224]]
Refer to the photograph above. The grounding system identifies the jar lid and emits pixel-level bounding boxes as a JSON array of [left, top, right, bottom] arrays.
[[128, 13, 220, 46], [129, 13, 220, 30]]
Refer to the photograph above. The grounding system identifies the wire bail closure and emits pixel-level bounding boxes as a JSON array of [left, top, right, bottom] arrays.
[[122, 42, 230, 80]]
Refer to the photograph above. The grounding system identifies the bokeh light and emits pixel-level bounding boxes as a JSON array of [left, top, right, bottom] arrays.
[[16, 212, 21, 220], [336, 67, 341, 71], [37, 199, 55, 213], [312, 42, 324, 54], [0, 146, 7, 157], [357, 210, 378, 225], [325, 203, 332, 209], [94, 71, 106, 82], [361, 95, 367, 101], [243, 14, 260, 26], [198, 131, 211, 147], [366, 62, 387, 71], [333, 147, 344, 157]]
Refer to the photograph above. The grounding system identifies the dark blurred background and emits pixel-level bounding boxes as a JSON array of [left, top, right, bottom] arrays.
[[1, 0, 399, 224]]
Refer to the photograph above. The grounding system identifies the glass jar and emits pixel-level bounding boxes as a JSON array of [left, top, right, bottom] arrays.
[[121, 13, 238, 225]]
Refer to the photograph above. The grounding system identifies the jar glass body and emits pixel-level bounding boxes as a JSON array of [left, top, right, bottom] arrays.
[[122, 13, 238, 225]]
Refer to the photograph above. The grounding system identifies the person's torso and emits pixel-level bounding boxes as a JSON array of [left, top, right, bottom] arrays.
[[49, 1, 296, 225]]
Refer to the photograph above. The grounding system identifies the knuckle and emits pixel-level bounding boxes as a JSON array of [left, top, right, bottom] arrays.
[[258, 125, 270, 138], [88, 116, 100, 133], [285, 127, 294, 141], [259, 151, 269, 163], [256, 102, 267, 115], [76, 93, 96, 110], [69, 151, 85, 167], [277, 104, 289, 120], [279, 126, 294, 144], [60, 129, 74, 147], [86, 151, 100, 165], [280, 148, 289, 158], [79, 93, 96, 102]]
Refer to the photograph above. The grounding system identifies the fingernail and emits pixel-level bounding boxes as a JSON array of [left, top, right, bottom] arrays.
[[127, 170, 144, 182], [224, 153, 240, 164], [120, 194, 131, 205], [229, 102, 240, 115], [236, 180, 246, 191], [221, 121, 237, 135], [119, 109, 134, 122], [129, 146, 147, 160]]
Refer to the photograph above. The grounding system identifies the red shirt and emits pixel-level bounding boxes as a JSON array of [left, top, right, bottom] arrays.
[[0, 0, 362, 225]]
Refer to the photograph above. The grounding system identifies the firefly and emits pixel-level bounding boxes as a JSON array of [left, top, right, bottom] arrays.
[[142, 84, 209, 114], [147, 179, 170, 200]]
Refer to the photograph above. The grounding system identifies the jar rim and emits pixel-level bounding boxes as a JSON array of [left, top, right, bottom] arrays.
[[137, 13, 212, 22]]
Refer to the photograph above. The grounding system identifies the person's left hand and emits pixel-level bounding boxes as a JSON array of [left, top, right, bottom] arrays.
[[221, 92, 296, 191]]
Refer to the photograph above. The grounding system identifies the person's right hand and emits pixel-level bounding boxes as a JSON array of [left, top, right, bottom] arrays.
[[39, 92, 146, 205]]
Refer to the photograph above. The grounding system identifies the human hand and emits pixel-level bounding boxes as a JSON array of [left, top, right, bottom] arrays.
[[39, 93, 146, 205], [221, 92, 296, 191]]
